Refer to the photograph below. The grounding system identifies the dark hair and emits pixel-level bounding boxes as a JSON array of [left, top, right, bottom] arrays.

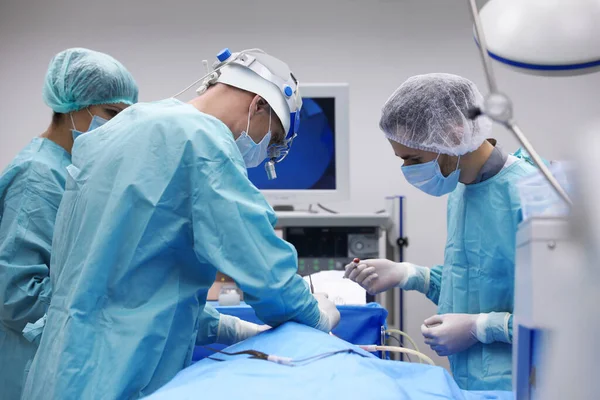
[[52, 112, 63, 126]]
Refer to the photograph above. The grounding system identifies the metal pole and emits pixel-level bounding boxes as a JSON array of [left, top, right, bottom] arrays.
[[467, 0, 498, 93], [466, 0, 572, 206], [506, 121, 573, 206]]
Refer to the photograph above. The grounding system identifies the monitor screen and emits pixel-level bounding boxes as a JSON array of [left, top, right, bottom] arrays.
[[247, 97, 336, 190]]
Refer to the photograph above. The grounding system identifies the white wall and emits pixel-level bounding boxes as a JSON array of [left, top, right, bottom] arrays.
[[1, 0, 599, 371]]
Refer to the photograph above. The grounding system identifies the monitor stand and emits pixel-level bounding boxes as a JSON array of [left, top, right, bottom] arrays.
[[273, 205, 295, 212]]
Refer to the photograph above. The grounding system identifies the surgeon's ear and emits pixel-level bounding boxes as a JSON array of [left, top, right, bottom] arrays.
[[255, 97, 270, 114], [248, 95, 268, 117]]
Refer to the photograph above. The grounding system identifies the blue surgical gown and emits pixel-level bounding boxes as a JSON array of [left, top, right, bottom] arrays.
[[22, 98, 321, 400], [426, 156, 536, 391], [0, 138, 71, 400]]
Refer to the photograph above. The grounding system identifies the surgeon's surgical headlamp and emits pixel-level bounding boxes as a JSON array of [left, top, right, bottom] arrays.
[[217, 49, 301, 180], [178, 48, 302, 180], [264, 126, 299, 180], [263, 73, 301, 180]]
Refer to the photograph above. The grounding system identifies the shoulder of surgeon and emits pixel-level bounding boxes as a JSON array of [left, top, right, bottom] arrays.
[[131, 98, 240, 163], [0, 137, 70, 202]]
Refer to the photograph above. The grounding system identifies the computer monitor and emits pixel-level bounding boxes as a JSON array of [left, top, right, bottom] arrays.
[[247, 83, 350, 207]]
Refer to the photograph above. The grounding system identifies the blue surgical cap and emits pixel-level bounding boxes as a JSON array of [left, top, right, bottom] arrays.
[[43, 48, 139, 113]]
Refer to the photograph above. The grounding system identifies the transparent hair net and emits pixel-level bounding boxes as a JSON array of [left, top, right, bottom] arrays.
[[379, 73, 492, 156], [43, 48, 139, 114]]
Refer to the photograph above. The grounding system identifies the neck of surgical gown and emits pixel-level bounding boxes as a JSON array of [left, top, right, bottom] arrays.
[[440, 157, 536, 391]]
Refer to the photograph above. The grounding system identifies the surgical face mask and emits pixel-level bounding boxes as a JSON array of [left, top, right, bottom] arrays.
[[71, 109, 109, 141], [401, 154, 461, 197], [235, 106, 272, 168]]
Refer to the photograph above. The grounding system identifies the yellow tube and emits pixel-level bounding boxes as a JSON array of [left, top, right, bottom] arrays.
[[386, 328, 420, 353], [374, 345, 435, 366]]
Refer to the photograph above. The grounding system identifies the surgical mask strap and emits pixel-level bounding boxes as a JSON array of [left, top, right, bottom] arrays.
[[245, 102, 252, 134], [244, 100, 271, 143], [436, 153, 461, 173], [69, 113, 76, 131], [71, 109, 95, 132], [268, 107, 272, 134]]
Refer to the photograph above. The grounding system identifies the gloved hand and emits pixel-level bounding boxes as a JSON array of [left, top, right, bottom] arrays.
[[421, 312, 513, 357], [344, 259, 416, 295], [421, 314, 480, 357], [217, 314, 270, 345], [313, 293, 341, 332]]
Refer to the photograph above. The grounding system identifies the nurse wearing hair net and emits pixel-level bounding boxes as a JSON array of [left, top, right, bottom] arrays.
[[0, 48, 138, 400], [345, 73, 536, 391]]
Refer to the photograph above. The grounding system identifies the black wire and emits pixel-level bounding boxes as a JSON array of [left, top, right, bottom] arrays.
[[203, 347, 267, 359], [292, 349, 367, 365], [386, 335, 413, 363], [387, 335, 402, 345], [307, 204, 319, 214], [317, 203, 339, 214], [315, 203, 387, 215], [203, 347, 368, 367]]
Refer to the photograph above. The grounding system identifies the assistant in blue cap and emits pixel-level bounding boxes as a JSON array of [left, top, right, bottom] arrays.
[[0, 47, 138, 400], [43, 47, 139, 114]]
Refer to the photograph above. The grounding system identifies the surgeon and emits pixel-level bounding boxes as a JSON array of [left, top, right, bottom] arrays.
[[0, 48, 138, 400], [22, 48, 340, 400], [345, 73, 536, 391]]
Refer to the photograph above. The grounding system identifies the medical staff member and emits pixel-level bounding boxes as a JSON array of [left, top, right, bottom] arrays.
[[0, 48, 138, 400], [345, 73, 536, 391], [22, 48, 340, 400]]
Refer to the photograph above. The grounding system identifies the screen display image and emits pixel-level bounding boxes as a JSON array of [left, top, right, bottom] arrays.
[[247, 97, 336, 190]]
